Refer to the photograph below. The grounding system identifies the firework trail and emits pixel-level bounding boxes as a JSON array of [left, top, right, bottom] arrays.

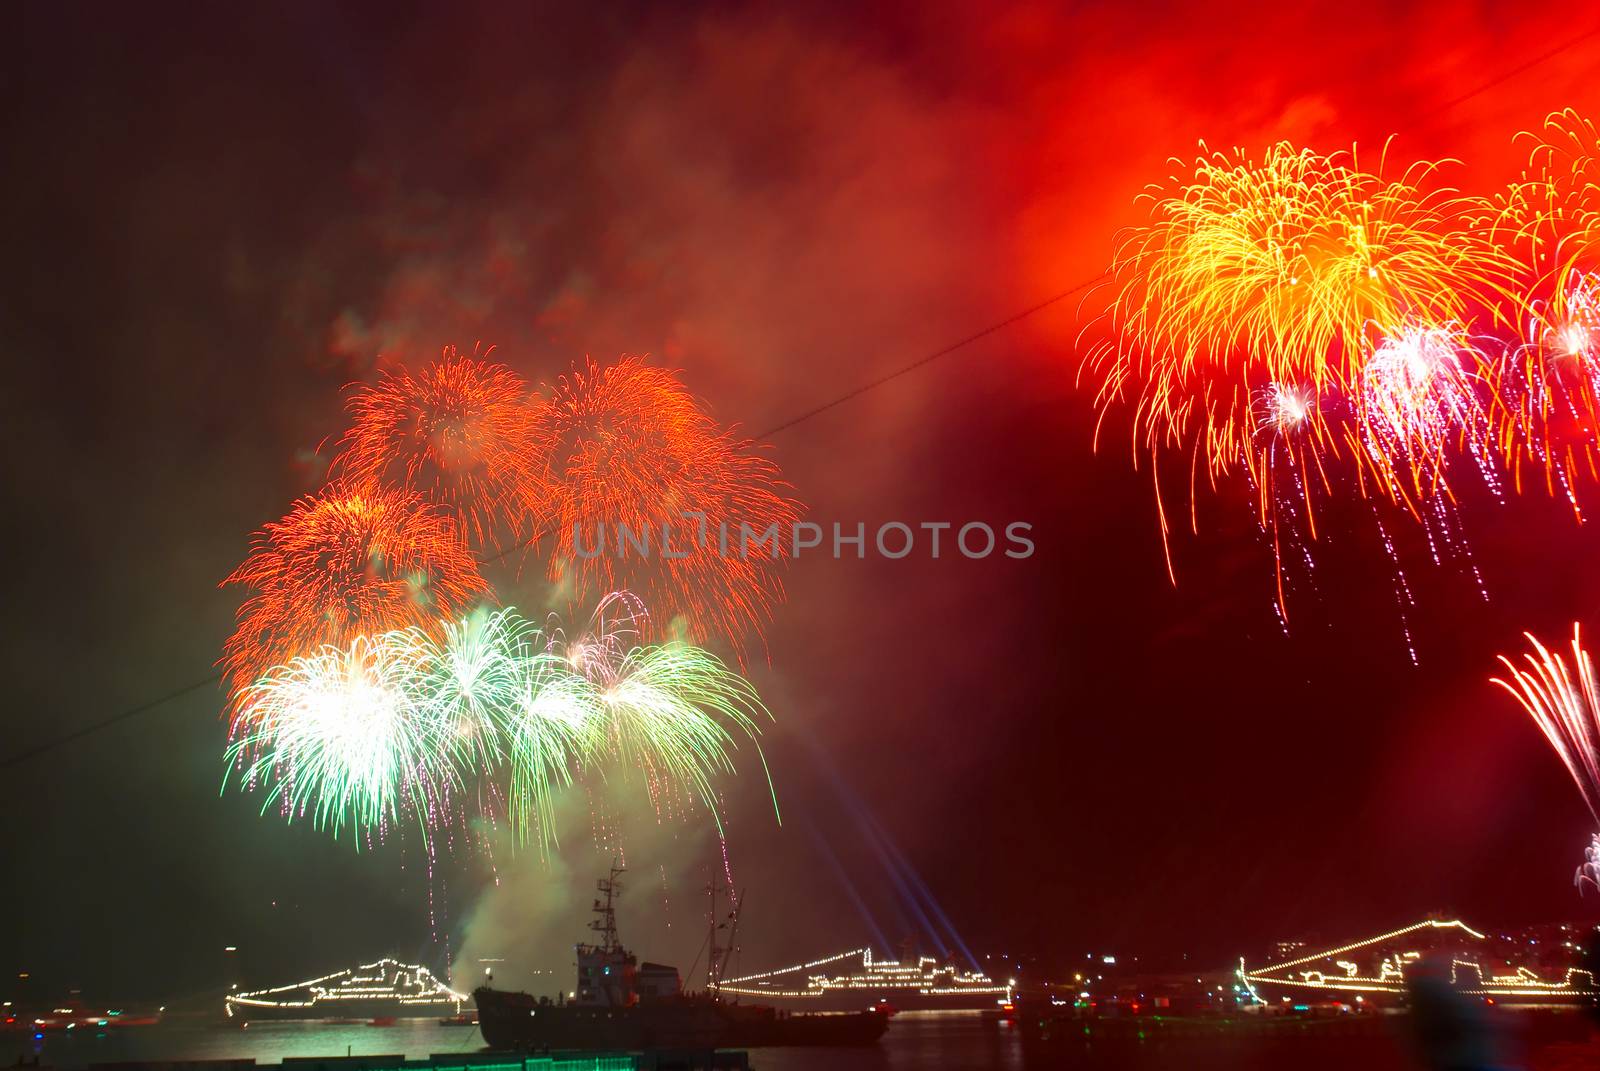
[[1492, 624, 1600, 818], [225, 629, 453, 839], [1344, 322, 1499, 652], [532, 355, 801, 656], [1492, 271, 1600, 515], [495, 637, 596, 854], [549, 590, 651, 682], [458, 597, 652, 850], [1492, 624, 1600, 887], [1352, 321, 1500, 508], [1245, 381, 1334, 621], [427, 607, 540, 794], [1254, 382, 1316, 440], [594, 641, 776, 825], [527, 593, 778, 839], [221, 485, 489, 699], [336, 345, 544, 549], [225, 600, 775, 850]]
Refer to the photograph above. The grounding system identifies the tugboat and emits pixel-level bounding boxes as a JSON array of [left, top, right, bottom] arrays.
[[473, 864, 889, 1050]]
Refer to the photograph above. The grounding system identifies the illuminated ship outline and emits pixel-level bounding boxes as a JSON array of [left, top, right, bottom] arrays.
[[1238, 918, 1598, 1001], [719, 947, 1013, 1006], [224, 957, 467, 1019]]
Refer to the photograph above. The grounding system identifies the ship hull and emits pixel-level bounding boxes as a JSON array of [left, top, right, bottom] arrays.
[[473, 987, 888, 1050], [474, 987, 729, 1050]]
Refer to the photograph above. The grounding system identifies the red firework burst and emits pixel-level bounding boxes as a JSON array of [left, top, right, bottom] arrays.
[[335, 345, 543, 548], [221, 484, 490, 698], [532, 355, 800, 655]]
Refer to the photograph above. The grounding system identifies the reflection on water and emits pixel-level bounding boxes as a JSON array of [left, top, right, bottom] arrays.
[[749, 1009, 1415, 1071], [6, 1008, 1594, 1071], [6, 1018, 492, 1067]]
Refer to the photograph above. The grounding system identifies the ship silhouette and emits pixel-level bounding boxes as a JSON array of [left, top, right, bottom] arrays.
[[472, 863, 890, 1049]]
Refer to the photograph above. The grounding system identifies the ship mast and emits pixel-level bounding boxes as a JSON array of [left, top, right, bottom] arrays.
[[706, 881, 720, 992], [590, 861, 625, 953], [719, 889, 745, 993], [706, 883, 744, 994]]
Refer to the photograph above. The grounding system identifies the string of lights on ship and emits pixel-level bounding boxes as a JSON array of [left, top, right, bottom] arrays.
[[223, 958, 466, 1016], [1238, 920, 1598, 999], [719, 948, 1012, 1000]]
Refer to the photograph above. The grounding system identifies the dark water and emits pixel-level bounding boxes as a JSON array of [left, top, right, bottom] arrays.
[[6, 1010, 1595, 1071]]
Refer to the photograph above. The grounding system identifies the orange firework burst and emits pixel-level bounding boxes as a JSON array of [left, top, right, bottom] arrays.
[[222, 484, 490, 699], [1086, 141, 1511, 485], [1081, 140, 1515, 619], [531, 355, 800, 656], [335, 345, 543, 548], [1488, 111, 1600, 509]]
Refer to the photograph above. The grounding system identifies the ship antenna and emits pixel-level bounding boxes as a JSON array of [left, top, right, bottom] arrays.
[[590, 859, 625, 953]]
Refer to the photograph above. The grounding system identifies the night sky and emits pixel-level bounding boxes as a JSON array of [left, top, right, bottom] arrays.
[[9, 1, 1600, 1003]]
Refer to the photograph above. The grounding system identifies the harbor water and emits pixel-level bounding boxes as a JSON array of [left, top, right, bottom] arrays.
[[7, 1010, 1598, 1071]]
